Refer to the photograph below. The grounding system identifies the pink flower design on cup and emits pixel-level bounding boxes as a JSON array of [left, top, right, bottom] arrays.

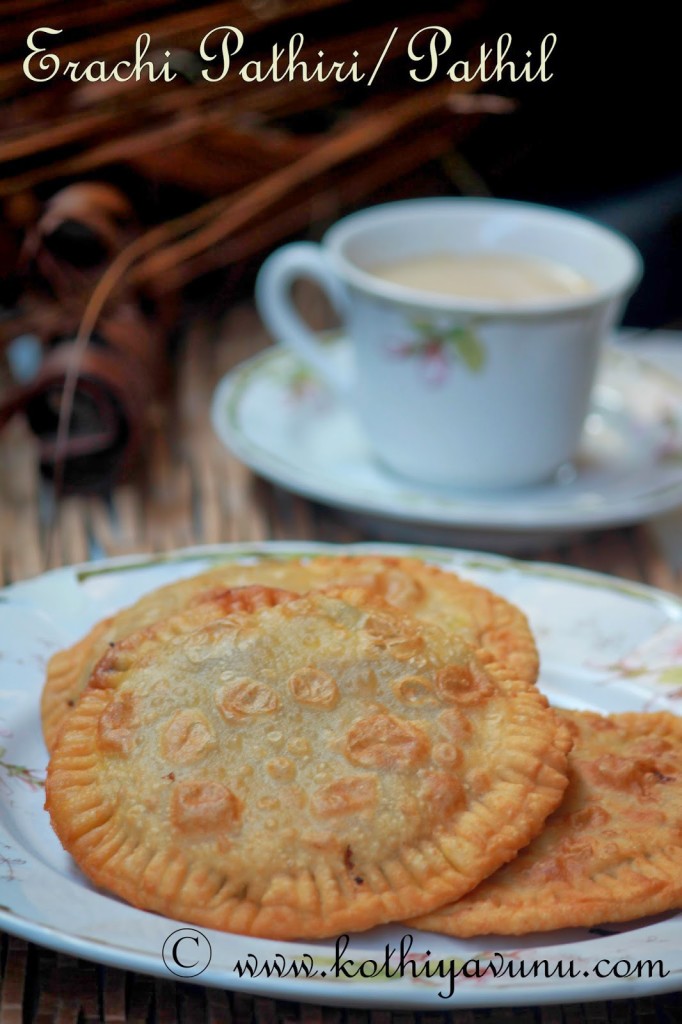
[[387, 319, 486, 385]]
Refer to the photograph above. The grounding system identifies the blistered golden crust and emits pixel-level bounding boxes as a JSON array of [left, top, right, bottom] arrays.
[[42, 616, 115, 751], [41, 583, 295, 750], [41, 555, 538, 752], [409, 710, 682, 936], [41, 565, 315, 751], [47, 589, 568, 940]]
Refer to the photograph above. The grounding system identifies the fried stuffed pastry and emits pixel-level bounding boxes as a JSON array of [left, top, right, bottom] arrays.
[[46, 587, 568, 939], [409, 709, 682, 936]]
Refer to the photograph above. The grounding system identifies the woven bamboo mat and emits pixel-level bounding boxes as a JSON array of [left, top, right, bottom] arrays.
[[1, 305, 681, 1022]]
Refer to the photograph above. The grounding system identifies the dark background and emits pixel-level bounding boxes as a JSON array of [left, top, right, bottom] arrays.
[[1, 1, 678, 327], [462, 1, 679, 327]]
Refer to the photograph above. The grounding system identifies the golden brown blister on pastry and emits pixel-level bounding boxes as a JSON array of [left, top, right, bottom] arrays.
[[41, 555, 538, 751], [409, 709, 682, 936], [46, 588, 569, 940]]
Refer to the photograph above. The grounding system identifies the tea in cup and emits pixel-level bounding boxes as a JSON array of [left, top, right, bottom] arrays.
[[255, 198, 642, 488], [368, 250, 595, 303]]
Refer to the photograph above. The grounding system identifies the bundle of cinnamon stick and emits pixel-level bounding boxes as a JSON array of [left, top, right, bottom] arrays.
[[0, 0, 501, 489]]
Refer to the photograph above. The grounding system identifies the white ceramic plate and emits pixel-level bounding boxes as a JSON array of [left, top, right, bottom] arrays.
[[1, 542, 682, 1009], [210, 339, 682, 545]]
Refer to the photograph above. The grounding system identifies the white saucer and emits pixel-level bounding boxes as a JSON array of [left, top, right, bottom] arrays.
[[211, 336, 682, 547]]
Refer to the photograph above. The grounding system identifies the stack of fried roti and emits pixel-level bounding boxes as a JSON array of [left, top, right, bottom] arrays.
[[43, 556, 682, 939]]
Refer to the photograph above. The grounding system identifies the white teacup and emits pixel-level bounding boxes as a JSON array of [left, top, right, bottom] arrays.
[[255, 198, 642, 488]]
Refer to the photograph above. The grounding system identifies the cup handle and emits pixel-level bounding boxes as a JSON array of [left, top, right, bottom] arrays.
[[255, 242, 351, 399]]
